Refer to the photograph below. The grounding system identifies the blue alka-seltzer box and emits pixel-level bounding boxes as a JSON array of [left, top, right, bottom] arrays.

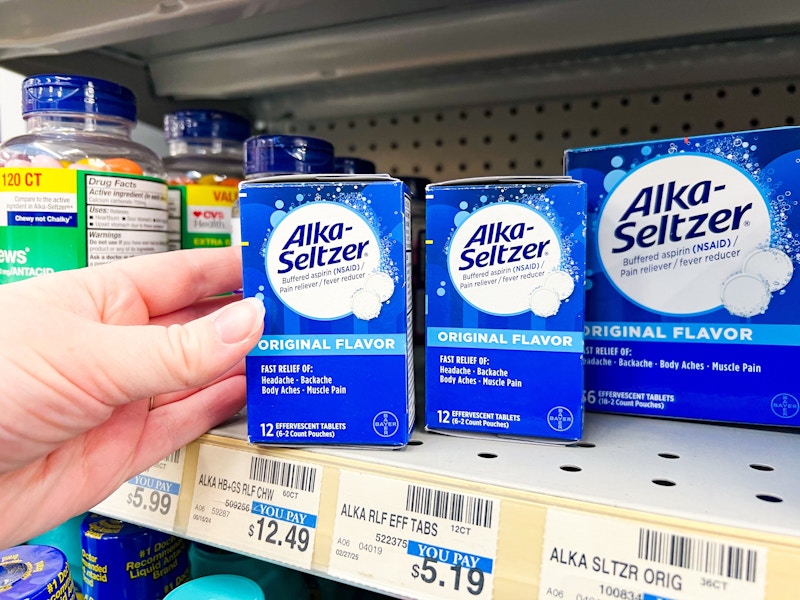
[[240, 174, 414, 446], [425, 176, 587, 441], [565, 126, 800, 427]]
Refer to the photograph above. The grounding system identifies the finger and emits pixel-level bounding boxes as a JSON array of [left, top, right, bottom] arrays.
[[131, 376, 246, 476], [149, 293, 242, 328], [86, 296, 264, 403], [95, 246, 243, 318], [150, 359, 246, 408]]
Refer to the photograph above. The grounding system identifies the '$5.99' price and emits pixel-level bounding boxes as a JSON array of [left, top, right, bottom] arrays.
[[247, 517, 310, 553], [126, 486, 172, 515], [411, 557, 485, 595]]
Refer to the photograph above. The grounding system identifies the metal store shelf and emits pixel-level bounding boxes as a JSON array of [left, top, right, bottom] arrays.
[[93, 412, 800, 598]]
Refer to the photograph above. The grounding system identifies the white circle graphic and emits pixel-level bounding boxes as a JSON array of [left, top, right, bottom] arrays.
[[743, 247, 794, 292], [448, 203, 561, 315], [364, 271, 395, 301], [543, 270, 575, 300], [721, 273, 770, 317], [529, 287, 561, 317], [266, 202, 380, 319], [351, 289, 382, 320], [598, 154, 771, 315]]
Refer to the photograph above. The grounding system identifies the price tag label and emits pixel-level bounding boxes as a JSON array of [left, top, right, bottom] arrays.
[[187, 444, 322, 570], [538, 508, 767, 600], [329, 471, 500, 599], [92, 448, 185, 529]]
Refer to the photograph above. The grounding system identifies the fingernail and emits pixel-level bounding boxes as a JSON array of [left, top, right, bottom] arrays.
[[214, 297, 265, 344]]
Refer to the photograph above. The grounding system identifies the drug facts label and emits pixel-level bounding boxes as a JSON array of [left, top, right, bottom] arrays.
[[329, 471, 500, 599], [0, 169, 167, 282], [187, 444, 322, 569], [92, 448, 185, 529], [538, 508, 766, 600]]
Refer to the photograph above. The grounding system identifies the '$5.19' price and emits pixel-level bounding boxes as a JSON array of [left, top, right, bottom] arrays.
[[247, 517, 310, 552], [127, 486, 172, 515], [411, 557, 485, 595]]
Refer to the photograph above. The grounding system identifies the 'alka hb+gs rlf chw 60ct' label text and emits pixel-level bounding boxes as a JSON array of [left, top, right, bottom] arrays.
[[565, 126, 800, 427], [241, 174, 413, 446], [425, 177, 587, 441]]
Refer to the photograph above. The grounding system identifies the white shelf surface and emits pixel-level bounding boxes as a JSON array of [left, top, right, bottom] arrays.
[[211, 412, 800, 538]]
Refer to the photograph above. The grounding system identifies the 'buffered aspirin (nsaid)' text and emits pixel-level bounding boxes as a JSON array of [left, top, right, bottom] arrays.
[[425, 176, 587, 441], [241, 174, 414, 446], [566, 126, 800, 427]]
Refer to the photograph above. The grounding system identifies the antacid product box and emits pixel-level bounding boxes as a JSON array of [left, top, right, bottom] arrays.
[[425, 177, 586, 441], [240, 174, 414, 446], [565, 127, 800, 427]]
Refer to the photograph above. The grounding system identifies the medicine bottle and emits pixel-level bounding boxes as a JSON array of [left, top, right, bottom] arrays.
[[0, 74, 168, 284], [163, 109, 250, 250], [231, 134, 334, 245], [333, 155, 376, 174]]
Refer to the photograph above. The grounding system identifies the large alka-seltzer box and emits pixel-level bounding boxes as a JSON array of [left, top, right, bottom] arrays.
[[565, 126, 800, 427], [425, 177, 587, 441], [240, 174, 414, 446]]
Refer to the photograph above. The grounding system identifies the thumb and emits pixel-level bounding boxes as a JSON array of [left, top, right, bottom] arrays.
[[90, 297, 265, 403]]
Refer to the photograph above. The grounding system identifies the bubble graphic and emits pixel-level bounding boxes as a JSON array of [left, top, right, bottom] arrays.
[[275, 200, 284, 209], [743, 247, 794, 292], [543, 270, 575, 300], [480, 195, 488, 203], [641, 146, 652, 157], [721, 273, 771, 317], [611, 156, 624, 168], [529, 287, 561, 317], [364, 271, 395, 301], [296, 194, 304, 201], [270, 211, 287, 227], [454, 211, 470, 227], [351, 289, 382, 320], [459, 201, 468, 210], [255, 292, 264, 301], [603, 169, 626, 192], [437, 287, 446, 297]]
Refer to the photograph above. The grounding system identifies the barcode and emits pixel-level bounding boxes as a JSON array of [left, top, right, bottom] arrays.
[[249, 456, 316, 493], [163, 450, 181, 464], [405, 484, 494, 528], [637, 528, 758, 582]]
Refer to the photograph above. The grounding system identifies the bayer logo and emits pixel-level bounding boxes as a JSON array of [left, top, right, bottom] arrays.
[[547, 406, 574, 432], [373, 411, 400, 438], [770, 393, 800, 419]]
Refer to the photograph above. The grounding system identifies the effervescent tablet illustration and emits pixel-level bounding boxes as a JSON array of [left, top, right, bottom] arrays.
[[529, 286, 561, 317], [351, 289, 382, 320], [721, 272, 770, 317], [364, 271, 395, 301], [543, 269, 575, 300], [743, 247, 794, 292]]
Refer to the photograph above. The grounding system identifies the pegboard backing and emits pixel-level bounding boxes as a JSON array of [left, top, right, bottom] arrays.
[[279, 78, 800, 181]]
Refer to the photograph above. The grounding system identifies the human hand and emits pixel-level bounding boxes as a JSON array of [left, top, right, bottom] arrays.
[[0, 246, 264, 546]]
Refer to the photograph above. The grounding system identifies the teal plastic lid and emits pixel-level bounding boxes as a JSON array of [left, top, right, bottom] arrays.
[[164, 574, 265, 600]]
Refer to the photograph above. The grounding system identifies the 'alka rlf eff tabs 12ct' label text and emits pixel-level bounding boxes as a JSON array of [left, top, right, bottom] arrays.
[[241, 174, 413, 446], [565, 127, 800, 427], [425, 177, 587, 441]]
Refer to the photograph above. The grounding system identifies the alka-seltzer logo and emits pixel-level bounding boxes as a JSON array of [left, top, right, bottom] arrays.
[[266, 201, 395, 321], [448, 203, 575, 317], [597, 153, 790, 317]]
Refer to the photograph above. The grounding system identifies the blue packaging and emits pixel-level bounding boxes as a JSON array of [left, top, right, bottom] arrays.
[[240, 174, 414, 446], [80, 514, 190, 600], [425, 176, 587, 441], [0, 545, 78, 600], [565, 126, 800, 427]]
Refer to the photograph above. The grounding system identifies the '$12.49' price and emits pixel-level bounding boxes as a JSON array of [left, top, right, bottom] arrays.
[[247, 517, 310, 553], [411, 557, 485, 595], [126, 486, 172, 515]]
